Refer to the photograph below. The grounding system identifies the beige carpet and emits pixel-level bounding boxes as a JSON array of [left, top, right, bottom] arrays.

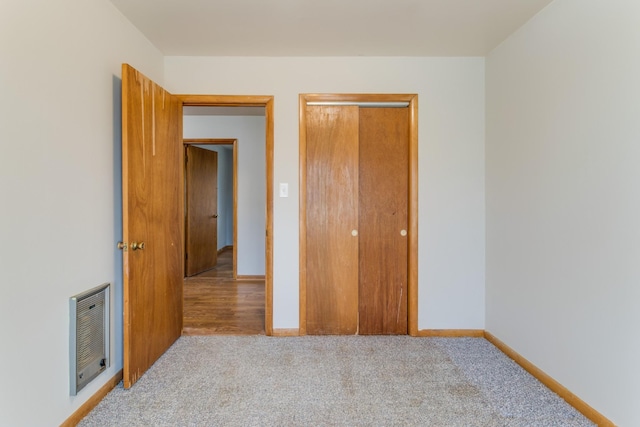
[[80, 336, 593, 426]]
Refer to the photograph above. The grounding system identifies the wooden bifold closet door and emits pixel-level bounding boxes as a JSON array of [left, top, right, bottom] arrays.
[[305, 104, 409, 335]]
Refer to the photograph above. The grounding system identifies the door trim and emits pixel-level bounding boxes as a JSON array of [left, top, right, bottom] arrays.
[[178, 95, 274, 336], [299, 93, 419, 336], [184, 139, 238, 278]]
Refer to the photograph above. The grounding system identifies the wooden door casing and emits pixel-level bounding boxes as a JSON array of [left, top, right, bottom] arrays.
[[178, 96, 275, 336], [358, 107, 409, 334], [122, 64, 183, 388], [305, 105, 360, 335], [185, 146, 218, 277]]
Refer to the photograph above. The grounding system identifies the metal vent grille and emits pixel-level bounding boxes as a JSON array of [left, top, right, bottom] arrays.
[[70, 283, 110, 395]]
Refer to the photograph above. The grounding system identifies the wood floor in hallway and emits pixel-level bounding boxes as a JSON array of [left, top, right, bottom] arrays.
[[183, 249, 265, 335]]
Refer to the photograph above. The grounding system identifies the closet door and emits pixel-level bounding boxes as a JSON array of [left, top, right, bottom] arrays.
[[305, 106, 360, 334], [358, 108, 409, 334]]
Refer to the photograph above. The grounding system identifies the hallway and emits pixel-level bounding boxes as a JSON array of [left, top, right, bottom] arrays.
[[183, 249, 265, 335]]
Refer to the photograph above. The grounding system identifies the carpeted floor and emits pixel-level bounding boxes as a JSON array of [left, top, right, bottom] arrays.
[[79, 336, 594, 426]]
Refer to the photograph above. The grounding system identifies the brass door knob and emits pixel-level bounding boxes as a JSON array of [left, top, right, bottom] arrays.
[[131, 242, 145, 251], [212, 214, 218, 218], [117, 241, 127, 251]]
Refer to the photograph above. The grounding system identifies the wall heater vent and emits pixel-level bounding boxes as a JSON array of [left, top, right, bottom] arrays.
[[70, 283, 110, 395]]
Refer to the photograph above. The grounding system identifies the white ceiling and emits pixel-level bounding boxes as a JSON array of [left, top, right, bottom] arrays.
[[108, 0, 554, 57]]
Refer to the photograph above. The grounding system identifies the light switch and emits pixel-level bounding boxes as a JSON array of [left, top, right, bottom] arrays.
[[279, 183, 289, 198]]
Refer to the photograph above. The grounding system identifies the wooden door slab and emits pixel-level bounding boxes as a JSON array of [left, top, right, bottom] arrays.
[[358, 107, 409, 334], [122, 64, 183, 388], [305, 105, 359, 335], [185, 146, 218, 276]]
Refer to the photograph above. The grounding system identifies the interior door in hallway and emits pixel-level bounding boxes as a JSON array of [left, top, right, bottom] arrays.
[[185, 146, 218, 277], [121, 64, 183, 388]]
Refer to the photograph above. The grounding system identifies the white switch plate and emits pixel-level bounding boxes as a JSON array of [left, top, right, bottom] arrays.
[[279, 183, 288, 198]]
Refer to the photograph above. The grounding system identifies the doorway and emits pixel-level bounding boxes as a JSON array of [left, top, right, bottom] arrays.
[[179, 101, 271, 335], [184, 139, 237, 277], [182, 138, 266, 335]]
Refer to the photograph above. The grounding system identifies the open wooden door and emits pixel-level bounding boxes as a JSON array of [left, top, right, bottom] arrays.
[[185, 146, 218, 276], [121, 64, 183, 388]]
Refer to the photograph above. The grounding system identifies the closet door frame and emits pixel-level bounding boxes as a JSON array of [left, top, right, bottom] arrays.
[[298, 93, 419, 336]]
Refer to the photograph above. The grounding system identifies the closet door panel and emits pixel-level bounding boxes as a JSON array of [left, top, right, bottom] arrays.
[[306, 106, 359, 334], [358, 108, 409, 334]]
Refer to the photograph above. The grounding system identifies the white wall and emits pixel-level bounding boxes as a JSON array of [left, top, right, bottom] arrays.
[[165, 57, 486, 329], [195, 145, 234, 249], [186, 116, 266, 275], [0, 1, 164, 426], [486, 0, 640, 425]]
